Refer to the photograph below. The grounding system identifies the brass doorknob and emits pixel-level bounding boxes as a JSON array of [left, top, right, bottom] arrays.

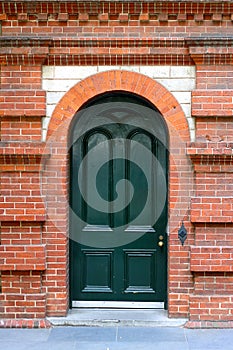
[[158, 241, 164, 247]]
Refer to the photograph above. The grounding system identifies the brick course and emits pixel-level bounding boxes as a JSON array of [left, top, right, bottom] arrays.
[[0, 0, 233, 327], [0, 245, 46, 271]]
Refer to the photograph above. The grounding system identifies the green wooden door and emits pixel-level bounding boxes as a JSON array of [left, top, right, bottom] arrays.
[[70, 93, 168, 304]]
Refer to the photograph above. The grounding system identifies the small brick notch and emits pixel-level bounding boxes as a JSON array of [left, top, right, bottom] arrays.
[[0, 14, 7, 21], [119, 13, 129, 22], [17, 13, 28, 22], [99, 13, 108, 22], [79, 13, 89, 21], [139, 14, 149, 22], [37, 13, 48, 21], [58, 13, 69, 21], [212, 13, 222, 22]]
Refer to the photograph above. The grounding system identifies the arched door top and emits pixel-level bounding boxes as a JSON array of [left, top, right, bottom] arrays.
[[69, 91, 169, 149], [46, 70, 190, 143]]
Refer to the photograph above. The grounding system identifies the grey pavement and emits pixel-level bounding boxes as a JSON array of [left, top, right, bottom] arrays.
[[1, 326, 233, 350]]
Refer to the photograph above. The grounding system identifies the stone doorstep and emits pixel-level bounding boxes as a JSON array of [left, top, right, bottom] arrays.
[[47, 309, 188, 327]]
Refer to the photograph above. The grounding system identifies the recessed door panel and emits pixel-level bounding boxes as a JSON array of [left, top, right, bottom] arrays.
[[81, 250, 113, 293], [126, 131, 155, 227], [124, 250, 156, 294], [82, 131, 112, 227]]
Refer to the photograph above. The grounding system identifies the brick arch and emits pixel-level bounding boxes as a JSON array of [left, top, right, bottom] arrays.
[[47, 70, 190, 142]]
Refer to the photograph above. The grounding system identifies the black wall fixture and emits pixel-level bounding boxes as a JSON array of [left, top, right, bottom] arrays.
[[178, 222, 187, 246]]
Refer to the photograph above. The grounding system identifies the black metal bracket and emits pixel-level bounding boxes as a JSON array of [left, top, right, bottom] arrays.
[[178, 221, 187, 246]]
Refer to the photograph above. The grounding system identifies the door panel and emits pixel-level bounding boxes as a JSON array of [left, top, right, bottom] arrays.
[[127, 131, 155, 227], [70, 93, 168, 304], [81, 250, 114, 293], [124, 250, 156, 294], [83, 130, 112, 227]]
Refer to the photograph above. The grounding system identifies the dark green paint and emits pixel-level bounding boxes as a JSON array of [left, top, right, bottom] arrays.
[[70, 93, 168, 304]]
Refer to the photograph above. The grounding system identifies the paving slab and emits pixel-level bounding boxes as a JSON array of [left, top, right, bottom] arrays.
[[1, 326, 233, 350], [73, 341, 189, 350], [48, 326, 117, 342], [26, 342, 76, 350], [117, 326, 186, 342], [0, 328, 50, 343], [185, 328, 233, 350]]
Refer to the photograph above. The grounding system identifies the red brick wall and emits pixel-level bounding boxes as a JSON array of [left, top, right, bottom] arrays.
[[195, 117, 233, 143], [1, 1, 233, 37], [1, 1, 233, 328], [187, 34, 233, 326]]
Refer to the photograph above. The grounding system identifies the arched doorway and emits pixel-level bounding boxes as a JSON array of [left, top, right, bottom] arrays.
[[44, 70, 191, 317], [69, 92, 168, 308]]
